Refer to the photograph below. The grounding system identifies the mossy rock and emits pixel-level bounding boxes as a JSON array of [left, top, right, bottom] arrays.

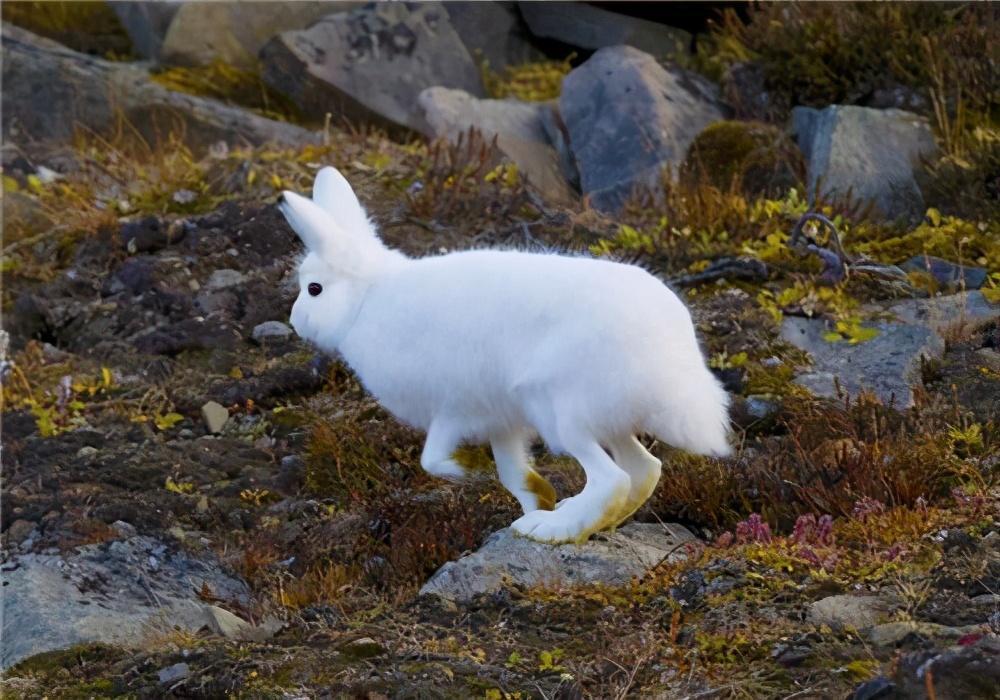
[[681, 120, 804, 198]]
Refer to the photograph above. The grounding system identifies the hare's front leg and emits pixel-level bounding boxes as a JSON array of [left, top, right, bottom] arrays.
[[607, 435, 662, 526], [491, 432, 556, 514], [511, 434, 630, 544], [420, 419, 468, 480]]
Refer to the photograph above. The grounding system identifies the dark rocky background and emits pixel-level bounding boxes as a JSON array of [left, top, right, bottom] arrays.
[[1, 2, 998, 697]]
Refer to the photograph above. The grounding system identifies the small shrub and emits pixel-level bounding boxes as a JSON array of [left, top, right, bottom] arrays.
[[304, 407, 423, 504], [698, 3, 995, 128], [681, 121, 804, 199], [151, 60, 302, 122], [401, 129, 530, 228]]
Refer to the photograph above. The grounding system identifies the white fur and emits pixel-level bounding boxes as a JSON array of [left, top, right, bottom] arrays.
[[281, 167, 732, 543]]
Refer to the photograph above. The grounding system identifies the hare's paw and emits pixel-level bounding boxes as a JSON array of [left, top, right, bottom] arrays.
[[510, 509, 591, 544], [422, 458, 468, 481], [510, 483, 628, 544]]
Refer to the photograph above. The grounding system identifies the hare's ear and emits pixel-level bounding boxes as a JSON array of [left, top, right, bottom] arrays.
[[312, 167, 374, 238], [279, 190, 353, 263]]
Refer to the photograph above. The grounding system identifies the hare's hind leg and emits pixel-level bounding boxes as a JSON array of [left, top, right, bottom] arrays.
[[510, 434, 630, 544], [420, 418, 467, 480], [491, 432, 556, 514], [607, 435, 662, 526]]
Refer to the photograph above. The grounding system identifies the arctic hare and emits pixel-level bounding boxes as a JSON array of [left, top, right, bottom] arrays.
[[279, 167, 731, 544]]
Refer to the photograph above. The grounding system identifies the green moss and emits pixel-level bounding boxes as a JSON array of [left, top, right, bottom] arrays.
[[851, 213, 1000, 270], [481, 56, 574, 102], [10, 643, 123, 676], [681, 121, 804, 198], [151, 61, 303, 123]]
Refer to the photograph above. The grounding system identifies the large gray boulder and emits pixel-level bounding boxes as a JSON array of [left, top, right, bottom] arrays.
[[260, 3, 484, 133], [159, 1, 354, 68], [109, 1, 181, 60], [519, 2, 689, 59], [781, 291, 1000, 408], [420, 522, 696, 603], [792, 105, 938, 222], [1, 535, 249, 670], [443, 2, 541, 70], [558, 45, 725, 212], [417, 87, 576, 205], [1, 24, 317, 154]]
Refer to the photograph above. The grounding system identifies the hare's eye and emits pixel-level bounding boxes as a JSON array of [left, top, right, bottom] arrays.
[[308, 282, 322, 297]]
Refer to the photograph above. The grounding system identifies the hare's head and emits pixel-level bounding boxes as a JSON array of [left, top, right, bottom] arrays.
[[279, 167, 395, 350]]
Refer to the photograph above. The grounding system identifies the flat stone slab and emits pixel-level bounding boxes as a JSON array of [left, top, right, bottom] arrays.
[[420, 521, 696, 603], [1, 536, 249, 670], [781, 316, 944, 408], [781, 291, 1000, 408]]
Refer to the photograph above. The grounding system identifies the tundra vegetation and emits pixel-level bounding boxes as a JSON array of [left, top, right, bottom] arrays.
[[1, 2, 998, 698]]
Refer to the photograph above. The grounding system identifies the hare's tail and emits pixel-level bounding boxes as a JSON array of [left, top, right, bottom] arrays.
[[643, 371, 732, 458]]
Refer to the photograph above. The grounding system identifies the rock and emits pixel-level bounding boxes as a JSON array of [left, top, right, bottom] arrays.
[[792, 105, 938, 222], [251, 321, 294, 344], [869, 621, 981, 649], [681, 120, 804, 198], [160, 1, 353, 69], [157, 662, 190, 685], [559, 46, 725, 213], [886, 291, 1000, 335], [201, 401, 229, 434], [205, 269, 247, 290], [539, 104, 580, 190], [518, 2, 690, 59], [5, 519, 36, 546], [341, 636, 385, 659], [416, 87, 575, 205], [0, 536, 249, 670], [975, 349, 1000, 373], [110, 1, 180, 60], [900, 255, 988, 292], [443, 2, 540, 70], [893, 634, 1000, 700], [203, 605, 251, 638], [730, 394, 780, 433], [420, 521, 696, 603], [2, 24, 317, 155], [260, 3, 484, 133], [111, 521, 138, 538], [851, 676, 896, 700], [783, 292, 1000, 408], [202, 604, 284, 642], [781, 315, 944, 409], [120, 217, 187, 254], [809, 594, 894, 631]]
